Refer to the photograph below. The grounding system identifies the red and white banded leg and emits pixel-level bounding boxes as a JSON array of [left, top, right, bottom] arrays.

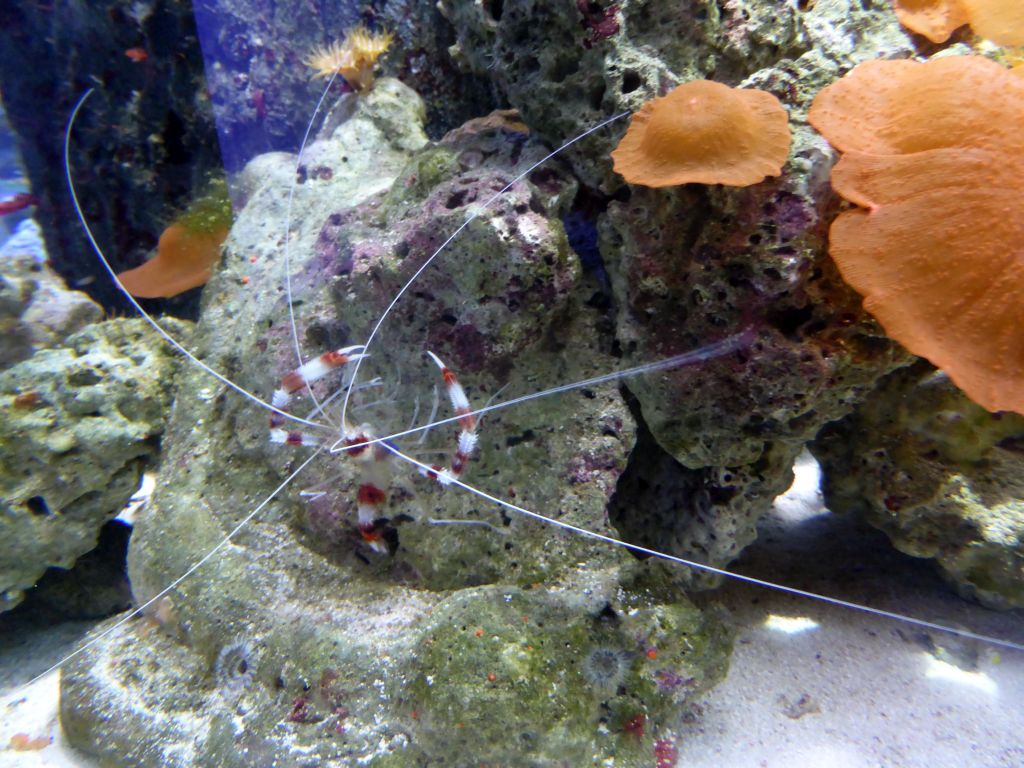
[[268, 345, 367, 446], [422, 350, 479, 485], [272, 345, 367, 409], [356, 482, 390, 553]]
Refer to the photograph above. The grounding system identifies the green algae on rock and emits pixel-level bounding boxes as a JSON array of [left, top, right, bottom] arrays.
[[405, 584, 731, 764], [0, 317, 187, 613], [63, 576, 731, 767]]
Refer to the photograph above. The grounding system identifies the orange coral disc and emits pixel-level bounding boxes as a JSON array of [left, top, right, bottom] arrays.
[[892, 0, 970, 42], [610, 80, 791, 188], [809, 56, 1024, 414], [892, 0, 1024, 44], [117, 222, 229, 299], [962, 0, 1024, 45], [807, 57, 1020, 157]]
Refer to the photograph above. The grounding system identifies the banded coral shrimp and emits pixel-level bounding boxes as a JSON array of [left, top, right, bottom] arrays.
[[23, 56, 1024, 768]]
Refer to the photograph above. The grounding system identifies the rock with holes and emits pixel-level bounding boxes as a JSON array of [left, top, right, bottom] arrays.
[[0, 317, 185, 613], [579, 1, 910, 583], [435, 0, 915, 583], [60, 79, 732, 766], [813, 363, 1024, 610], [599, 144, 909, 468], [595, 0, 914, 470], [438, 0, 909, 190], [609, 418, 800, 590], [439, 0, 806, 189], [0, 226, 103, 367]]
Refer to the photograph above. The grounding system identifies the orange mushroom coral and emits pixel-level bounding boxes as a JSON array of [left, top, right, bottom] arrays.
[[892, 0, 1024, 45], [117, 177, 233, 299], [892, 0, 969, 42], [809, 55, 1024, 414], [611, 80, 791, 188], [117, 222, 229, 299]]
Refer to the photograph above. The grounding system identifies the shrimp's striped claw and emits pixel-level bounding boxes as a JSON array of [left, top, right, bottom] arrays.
[[425, 350, 479, 484], [272, 345, 367, 409]]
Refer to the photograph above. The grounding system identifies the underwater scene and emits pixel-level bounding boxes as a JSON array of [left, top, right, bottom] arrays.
[[1, 0, 1023, 766]]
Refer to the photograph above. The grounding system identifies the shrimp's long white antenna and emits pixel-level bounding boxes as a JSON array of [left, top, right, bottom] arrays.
[[17, 448, 324, 692], [282, 71, 347, 431], [383, 443, 1024, 654], [330, 329, 755, 454], [65, 89, 325, 431], [338, 109, 632, 428]]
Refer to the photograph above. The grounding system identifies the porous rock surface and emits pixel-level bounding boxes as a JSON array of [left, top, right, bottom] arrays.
[[609, 414, 801, 590], [443, 0, 915, 581], [61, 80, 731, 767], [598, 0, 913, 470], [0, 224, 103, 367], [0, 317, 184, 613], [813, 363, 1024, 610], [441, 0, 799, 189], [440, 0, 909, 189]]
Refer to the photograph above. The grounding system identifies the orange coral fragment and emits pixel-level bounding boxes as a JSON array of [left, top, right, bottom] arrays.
[[9, 733, 52, 751], [893, 0, 1024, 45], [965, 0, 1024, 44], [117, 222, 229, 299], [892, 0, 969, 42], [611, 80, 791, 188], [809, 56, 1024, 414]]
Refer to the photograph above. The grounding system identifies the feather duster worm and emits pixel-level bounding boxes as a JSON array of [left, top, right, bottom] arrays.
[[809, 56, 1024, 415]]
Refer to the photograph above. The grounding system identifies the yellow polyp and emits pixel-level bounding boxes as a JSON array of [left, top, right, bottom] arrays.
[[303, 25, 393, 91]]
